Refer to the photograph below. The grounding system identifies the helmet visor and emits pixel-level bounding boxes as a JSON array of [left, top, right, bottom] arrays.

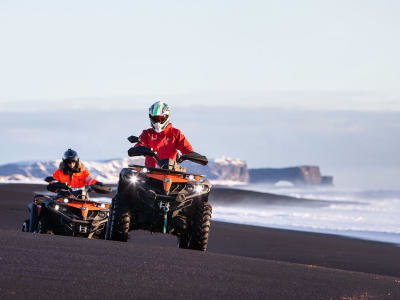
[[64, 157, 78, 164], [150, 115, 168, 124], [64, 158, 78, 164]]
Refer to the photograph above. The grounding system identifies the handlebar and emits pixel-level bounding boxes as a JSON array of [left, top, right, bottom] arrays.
[[47, 182, 112, 198], [127, 135, 208, 166]]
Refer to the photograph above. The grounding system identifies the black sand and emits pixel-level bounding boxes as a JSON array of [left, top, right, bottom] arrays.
[[0, 183, 399, 299]]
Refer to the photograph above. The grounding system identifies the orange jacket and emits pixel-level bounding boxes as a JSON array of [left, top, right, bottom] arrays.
[[137, 123, 194, 167], [53, 162, 97, 188]]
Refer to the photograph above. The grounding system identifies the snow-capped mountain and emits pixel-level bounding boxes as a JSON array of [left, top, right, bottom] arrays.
[[0, 156, 249, 184]]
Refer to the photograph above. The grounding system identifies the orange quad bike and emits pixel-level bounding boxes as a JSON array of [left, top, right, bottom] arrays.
[[106, 135, 212, 251], [22, 177, 112, 238]]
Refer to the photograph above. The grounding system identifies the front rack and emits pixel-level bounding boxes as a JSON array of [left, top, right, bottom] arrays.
[[128, 164, 204, 177]]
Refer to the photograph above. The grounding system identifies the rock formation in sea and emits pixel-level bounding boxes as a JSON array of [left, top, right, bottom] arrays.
[[249, 166, 333, 185]]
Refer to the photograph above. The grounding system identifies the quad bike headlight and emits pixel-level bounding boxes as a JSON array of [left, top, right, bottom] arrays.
[[187, 184, 207, 194], [129, 175, 138, 183], [54, 204, 60, 211], [186, 174, 195, 180], [194, 185, 204, 194], [63, 198, 69, 203], [187, 184, 194, 193], [121, 168, 140, 184]]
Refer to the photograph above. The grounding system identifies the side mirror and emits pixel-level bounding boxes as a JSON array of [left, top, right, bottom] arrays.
[[127, 136, 140, 143], [178, 152, 208, 166], [44, 176, 55, 183]]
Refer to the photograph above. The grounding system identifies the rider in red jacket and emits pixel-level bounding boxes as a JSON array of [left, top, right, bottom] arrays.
[[136, 101, 194, 168]]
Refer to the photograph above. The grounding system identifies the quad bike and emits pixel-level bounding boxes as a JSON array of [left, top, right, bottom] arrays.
[[22, 177, 113, 238], [106, 135, 212, 251]]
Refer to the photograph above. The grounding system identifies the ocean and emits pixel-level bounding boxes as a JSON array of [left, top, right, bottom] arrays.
[[213, 184, 400, 245], [53, 182, 400, 245]]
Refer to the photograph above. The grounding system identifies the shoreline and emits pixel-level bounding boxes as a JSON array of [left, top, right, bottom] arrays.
[[212, 218, 400, 246], [0, 183, 400, 298], [2, 182, 400, 245]]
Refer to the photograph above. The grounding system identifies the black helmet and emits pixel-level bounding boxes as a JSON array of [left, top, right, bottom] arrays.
[[63, 148, 79, 163]]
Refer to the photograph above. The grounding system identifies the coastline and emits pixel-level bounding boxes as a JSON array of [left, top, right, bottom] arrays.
[[0, 183, 399, 299]]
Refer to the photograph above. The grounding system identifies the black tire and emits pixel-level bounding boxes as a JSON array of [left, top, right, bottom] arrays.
[[189, 202, 212, 251], [177, 233, 190, 249], [22, 219, 30, 232], [36, 218, 53, 234], [29, 203, 39, 232], [106, 195, 130, 242]]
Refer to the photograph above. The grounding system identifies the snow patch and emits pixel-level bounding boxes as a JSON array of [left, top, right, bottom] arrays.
[[214, 156, 245, 166]]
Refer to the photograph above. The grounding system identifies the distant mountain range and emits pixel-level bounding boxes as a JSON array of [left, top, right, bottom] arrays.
[[0, 157, 333, 186]]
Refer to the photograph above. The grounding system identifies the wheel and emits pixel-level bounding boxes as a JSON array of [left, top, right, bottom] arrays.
[[36, 218, 53, 234], [106, 195, 130, 242], [22, 219, 30, 232], [189, 202, 212, 251], [176, 216, 190, 249], [177, 233, 190, 249], [28, 203, 39, 232]]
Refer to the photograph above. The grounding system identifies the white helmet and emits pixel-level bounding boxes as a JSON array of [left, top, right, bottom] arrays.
[[149, 101, 171, 133]]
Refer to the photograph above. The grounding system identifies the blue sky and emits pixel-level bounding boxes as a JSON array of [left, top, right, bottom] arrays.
[[0, 1, 399, 188]]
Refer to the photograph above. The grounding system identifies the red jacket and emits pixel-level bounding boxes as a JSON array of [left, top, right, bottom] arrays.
[[53, 162, 97, 188], [137, 123, 194, 167]]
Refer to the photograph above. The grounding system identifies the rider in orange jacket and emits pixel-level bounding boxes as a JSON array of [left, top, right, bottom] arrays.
[[136, 101, 194, 168], [52, 149, 99, 188]]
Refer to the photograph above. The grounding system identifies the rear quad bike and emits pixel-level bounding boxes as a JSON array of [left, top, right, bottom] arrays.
[[106, 135, 212, 251], [22, 177, 112, 238]]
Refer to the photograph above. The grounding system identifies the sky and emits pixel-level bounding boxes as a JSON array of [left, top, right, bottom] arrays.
[[0, 1, 399, 104], [0, 1, 399, 188]]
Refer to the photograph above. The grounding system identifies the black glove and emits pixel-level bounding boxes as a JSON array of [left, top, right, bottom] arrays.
[[95, 181, 104, 186], [58, 189, 70, 197], [47, 182, 68, 193]]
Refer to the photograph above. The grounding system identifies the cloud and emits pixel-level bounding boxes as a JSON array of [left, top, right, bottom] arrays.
[[1, 91, 400, 112]]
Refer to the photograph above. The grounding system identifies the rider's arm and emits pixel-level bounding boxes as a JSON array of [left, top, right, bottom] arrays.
[[83, 170, 97, 186], [52, 169, 63, 182], [176, 131, 194, 155], [48, 170, 68, 192], [134, 131, 149, 148]]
